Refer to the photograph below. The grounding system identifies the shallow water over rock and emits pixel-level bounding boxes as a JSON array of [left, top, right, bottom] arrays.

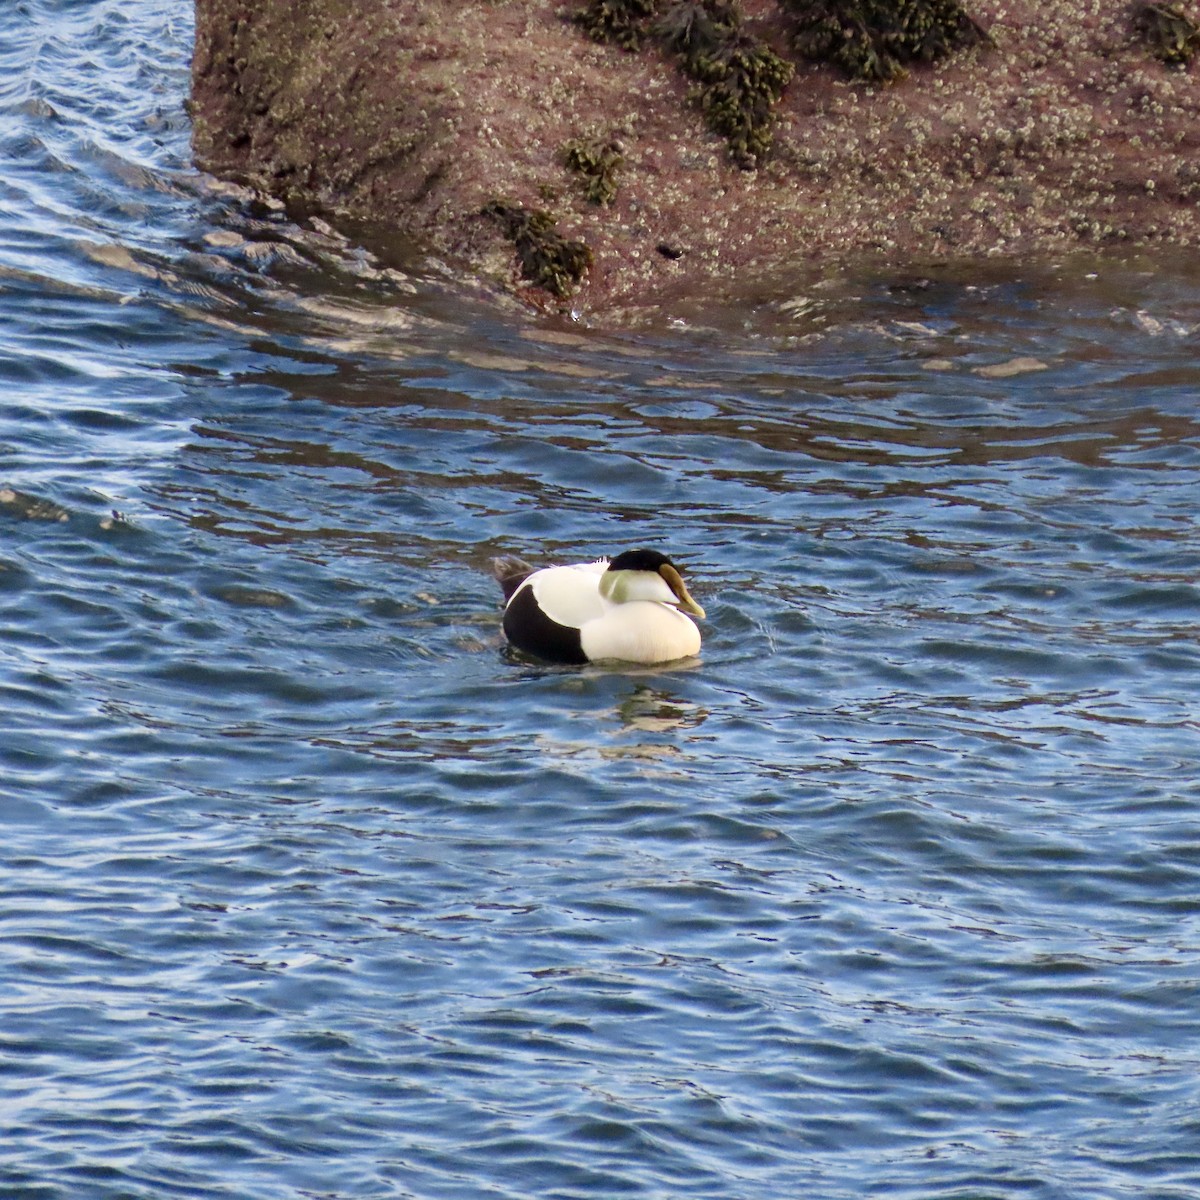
[[3, 5, 1200, 1199]]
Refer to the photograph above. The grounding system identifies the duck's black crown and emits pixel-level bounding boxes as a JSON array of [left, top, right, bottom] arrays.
[[607, 549, 676, 572]]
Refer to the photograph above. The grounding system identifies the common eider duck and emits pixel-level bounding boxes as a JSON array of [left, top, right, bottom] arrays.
[[492, 549, 705, 665]]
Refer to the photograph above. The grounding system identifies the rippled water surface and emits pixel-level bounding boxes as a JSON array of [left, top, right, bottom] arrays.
[[5, 4, 1200, 1198]]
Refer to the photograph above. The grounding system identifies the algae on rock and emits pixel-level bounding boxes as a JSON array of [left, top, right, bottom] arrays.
[[484, 202, 593, 298], [655, 0, 741, 56], [575, 0, 793, 168], [574, 0, 661, 48], [685, 27, 794, 169], [785, 0, 988, 81], [1135, 1, 1200, 66], [657, 1, 793, 168], [563, 135, 625, 204]]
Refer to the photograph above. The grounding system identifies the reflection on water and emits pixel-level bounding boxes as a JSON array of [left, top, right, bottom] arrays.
[[533, 681, 711, 774], [612, 684, 709, 735], [4, 2, 1200, 1199]]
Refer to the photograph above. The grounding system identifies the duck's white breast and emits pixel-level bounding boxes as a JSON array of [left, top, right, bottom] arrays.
[[579, 601, 701, 664]]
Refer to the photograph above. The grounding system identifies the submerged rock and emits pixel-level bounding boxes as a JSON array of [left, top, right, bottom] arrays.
[[191, 0, 1200, 316]]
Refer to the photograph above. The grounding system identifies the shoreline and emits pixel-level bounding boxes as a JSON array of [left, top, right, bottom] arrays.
[[191, 1, 1200, 316]]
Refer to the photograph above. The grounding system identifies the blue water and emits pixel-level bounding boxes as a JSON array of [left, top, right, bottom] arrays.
[[4, 3, 1200, 1198]]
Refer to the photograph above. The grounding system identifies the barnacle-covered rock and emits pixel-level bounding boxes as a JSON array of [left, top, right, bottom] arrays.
[[192, 0, 1200, 316]]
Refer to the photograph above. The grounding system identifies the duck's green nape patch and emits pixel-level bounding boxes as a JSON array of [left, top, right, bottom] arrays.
[[563, 135, 624, 205], [573, 0, 792, 170], [784, 0, 988, 82], [484, 203, 593, 298], [1135, 2, 1200, 66]]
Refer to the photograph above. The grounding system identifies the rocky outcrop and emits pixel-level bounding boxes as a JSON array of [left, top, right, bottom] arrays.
[[191, 0, 1200, 315]]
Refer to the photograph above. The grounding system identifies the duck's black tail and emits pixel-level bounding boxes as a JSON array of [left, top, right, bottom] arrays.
[[489, 556, 535, 603]]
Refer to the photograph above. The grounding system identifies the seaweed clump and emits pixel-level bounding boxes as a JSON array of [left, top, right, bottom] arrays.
[[1135, 2, 1200, 66], [688, 29, 794, 168], [574, 0, 660, 49], [655, 0, 740, 58], [572, 0, 792, 168], [563, 135, 625, 204], [658, 0, 794, 168], [483, 203, 593, 298], [785, 0, 988, 82]]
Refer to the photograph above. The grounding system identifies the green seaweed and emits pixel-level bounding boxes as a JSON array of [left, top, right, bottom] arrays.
[[1135, 2, 1200, 66], [571, 0, 793, 167], [689, 30, 793, 168], [654, 0, 740, 58], [483, 202, 593, 298], [655, 0, 793, 169], [563, 135, 625, 204], [784, 0, 988, 81], [573, 0, 660, 49]]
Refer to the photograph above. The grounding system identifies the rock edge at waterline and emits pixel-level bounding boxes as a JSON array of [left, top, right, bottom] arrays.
[[190, 0, 1200, 314]]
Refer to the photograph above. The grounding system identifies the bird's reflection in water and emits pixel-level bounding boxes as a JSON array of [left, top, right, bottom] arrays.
[[613, 683, 708, 735], [535, 682, 710, 776]]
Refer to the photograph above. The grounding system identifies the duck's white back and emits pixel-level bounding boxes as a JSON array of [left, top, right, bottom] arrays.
[[527, 561, 608, 628]]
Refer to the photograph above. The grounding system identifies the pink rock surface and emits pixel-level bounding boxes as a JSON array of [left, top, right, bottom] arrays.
[[191, 0, 1200, 315]]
